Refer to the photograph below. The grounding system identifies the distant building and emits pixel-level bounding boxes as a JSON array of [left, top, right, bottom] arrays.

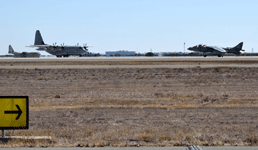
[[106, 50, 137, 57], [162, 52, 186, 56]]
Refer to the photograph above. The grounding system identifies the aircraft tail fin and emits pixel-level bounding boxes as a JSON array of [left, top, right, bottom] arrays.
[[226, 42, 244, 55], [9, 45, 14, 54], [234, 42, 243, 50], [34, 30, 46, 45]]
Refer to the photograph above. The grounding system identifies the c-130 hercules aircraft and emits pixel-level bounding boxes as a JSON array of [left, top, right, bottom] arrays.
[[27, 30, 91, 57], [188, 42, 245, 57], [9, 45, 40, 57]]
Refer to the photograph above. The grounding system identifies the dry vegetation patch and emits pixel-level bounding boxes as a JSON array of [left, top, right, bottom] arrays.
[[1, 67, 258, 147]]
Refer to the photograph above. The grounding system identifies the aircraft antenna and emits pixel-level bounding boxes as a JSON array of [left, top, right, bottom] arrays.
[[184, 42, 185, 55]]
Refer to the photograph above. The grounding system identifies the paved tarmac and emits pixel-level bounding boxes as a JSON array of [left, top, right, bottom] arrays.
[[0, 56, 257, 69], [1, 64, 258, 69], [0, 56, 258, 62], [0, 147, 257, 150]]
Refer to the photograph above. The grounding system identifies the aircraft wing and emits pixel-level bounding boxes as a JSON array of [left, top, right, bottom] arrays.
[[26, 45, 50, 48], [206, 46, 226, 53]]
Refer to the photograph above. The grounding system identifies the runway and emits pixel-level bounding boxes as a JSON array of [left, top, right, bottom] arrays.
[[0, 56, 257, 62], [0, 56, 257, 69]]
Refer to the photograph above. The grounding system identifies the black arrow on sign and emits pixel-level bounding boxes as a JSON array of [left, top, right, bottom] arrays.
[[4, 105, 23, 120]]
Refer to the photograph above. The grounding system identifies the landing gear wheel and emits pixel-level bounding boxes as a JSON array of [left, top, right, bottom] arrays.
[[218, 55, 221, 57], [204, 55, 207, 57]]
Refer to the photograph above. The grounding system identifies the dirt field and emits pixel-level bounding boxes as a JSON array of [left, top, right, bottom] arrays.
[[0, 67, 258, 147]]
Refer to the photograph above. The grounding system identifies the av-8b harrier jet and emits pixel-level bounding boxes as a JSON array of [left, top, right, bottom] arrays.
[[27, 30, 91, 57], [188, 42, 245, 57]]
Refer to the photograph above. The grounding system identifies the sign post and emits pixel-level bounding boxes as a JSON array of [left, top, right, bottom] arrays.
[[2, 129, 4, 138], [0, 96, 29, 131]]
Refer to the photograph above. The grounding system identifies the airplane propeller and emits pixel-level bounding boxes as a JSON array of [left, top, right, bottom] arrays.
[[52, 42, 58, 50], [76, 43, 92, 51], [83, 43, 89, 51], [60, 43, 65, 49]]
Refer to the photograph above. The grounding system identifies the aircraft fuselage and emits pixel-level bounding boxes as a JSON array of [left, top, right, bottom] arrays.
[[45, 46, 87, 57]]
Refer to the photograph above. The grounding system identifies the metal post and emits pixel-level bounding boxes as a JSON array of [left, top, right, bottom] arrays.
[[137, 47, 138, 57], [184, 42, 185, 56], [2, 129, 5, 138]]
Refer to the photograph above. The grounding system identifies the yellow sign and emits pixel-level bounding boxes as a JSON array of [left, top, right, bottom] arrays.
[[0, 96, 29, 129]]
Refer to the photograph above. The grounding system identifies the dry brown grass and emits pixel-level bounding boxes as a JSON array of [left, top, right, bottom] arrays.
[[1, 67, 258, 147], [159, 135, 171, 142], [28, 97, 258, 111], [2, 124, 257, 147]]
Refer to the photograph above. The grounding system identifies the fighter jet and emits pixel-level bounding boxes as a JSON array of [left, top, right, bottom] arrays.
[[27, 30, 91, 57], [9, 45, 40, 58], [188, 42, 245, 57]]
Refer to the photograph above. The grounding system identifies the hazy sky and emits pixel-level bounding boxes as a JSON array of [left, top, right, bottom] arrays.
[[1, 0, 257, 55]]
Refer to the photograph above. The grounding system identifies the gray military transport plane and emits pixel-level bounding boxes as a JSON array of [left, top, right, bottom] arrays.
[[9, 45, 40, 58], [188, 42, 245, 57], [27, 30, 91, 57]]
